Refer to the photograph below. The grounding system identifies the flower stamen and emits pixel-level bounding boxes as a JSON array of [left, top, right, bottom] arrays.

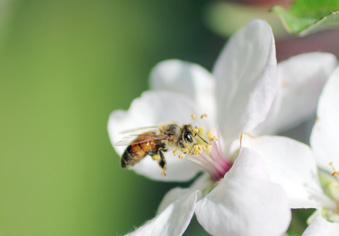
[[191, 113, 198, 120], [169, 120, 233, 182], [187, 139, 232, 182]]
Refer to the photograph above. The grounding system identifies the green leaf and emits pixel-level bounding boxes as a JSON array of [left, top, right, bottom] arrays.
[[286, 209, 315, 236], [273, 0, 339, 36]]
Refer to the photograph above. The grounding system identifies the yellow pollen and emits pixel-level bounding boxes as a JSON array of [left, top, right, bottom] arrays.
[[193, 127, 205, 137], [198, 127, 205, 136], [191, 113, 198, 120], [172, 148, 179, 156], [191, 145, 203, 156], [152, 154, 161, 161]]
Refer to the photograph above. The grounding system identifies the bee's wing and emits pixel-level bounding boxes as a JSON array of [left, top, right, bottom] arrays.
[[114, 134, 153, 146], [114, 138, 136, 146], [114, 125, 164, 147], [119, 125, 159, 135], [114, 134, 169, 147]]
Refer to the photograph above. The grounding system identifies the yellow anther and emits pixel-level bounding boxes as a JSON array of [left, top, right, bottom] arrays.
[[191, 145, 203, 156], [181, 147, 189, 154], [208, 131, 218, 142], [200, 114, 208, 119], [193, 127, 205, 136], [198, 127, 205, 136], [191, 113, 198, 120]]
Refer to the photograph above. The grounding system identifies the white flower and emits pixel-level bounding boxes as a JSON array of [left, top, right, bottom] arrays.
[[302, 68, 339, 236], [108, 20, 335, 236], [127, 149, 291, 236]]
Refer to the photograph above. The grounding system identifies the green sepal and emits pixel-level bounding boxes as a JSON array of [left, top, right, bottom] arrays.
[[273, 0, 339, 36]]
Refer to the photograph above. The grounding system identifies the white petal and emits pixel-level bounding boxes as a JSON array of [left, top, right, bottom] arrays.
[[195, 148, 291, 236], [242, 135, 331, 209], [150, 59, 216, 123], [157, 188, 193, 214], [213, 20, 278, 147], [303, 214, 339, 236], [311, 68, 339, 172], [157, 174, 212, 214], [108, 91, 201, 181], [256, 53, 337, 134], [126, 190, 198, 236]]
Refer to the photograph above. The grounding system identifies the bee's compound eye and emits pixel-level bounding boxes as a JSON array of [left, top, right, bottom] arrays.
[[184, 132, 193, 143]]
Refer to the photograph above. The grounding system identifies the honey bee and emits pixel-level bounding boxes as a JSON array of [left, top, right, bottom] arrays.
[[118, 123, 210, 176]]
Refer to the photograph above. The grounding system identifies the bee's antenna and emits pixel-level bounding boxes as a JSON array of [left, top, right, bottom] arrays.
[[197, 134, 208, 144]]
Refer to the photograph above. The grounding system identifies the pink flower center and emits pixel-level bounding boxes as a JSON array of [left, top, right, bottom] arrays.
[[188, 141, 233, 182]]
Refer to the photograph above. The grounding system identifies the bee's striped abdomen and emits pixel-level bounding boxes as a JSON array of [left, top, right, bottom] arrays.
[[121, 132, 159, 168], [121, 146, 135, 168]]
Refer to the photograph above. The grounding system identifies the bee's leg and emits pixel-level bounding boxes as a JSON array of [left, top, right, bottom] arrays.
[[157, 150, 167, 176]]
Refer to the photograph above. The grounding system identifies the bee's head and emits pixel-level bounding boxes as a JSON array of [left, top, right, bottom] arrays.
[[174, 124, 217, 158], [182, 124, 196, 144]]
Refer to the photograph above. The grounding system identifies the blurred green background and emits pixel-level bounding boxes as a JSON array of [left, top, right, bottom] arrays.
[[0, 0, 219, 235]]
